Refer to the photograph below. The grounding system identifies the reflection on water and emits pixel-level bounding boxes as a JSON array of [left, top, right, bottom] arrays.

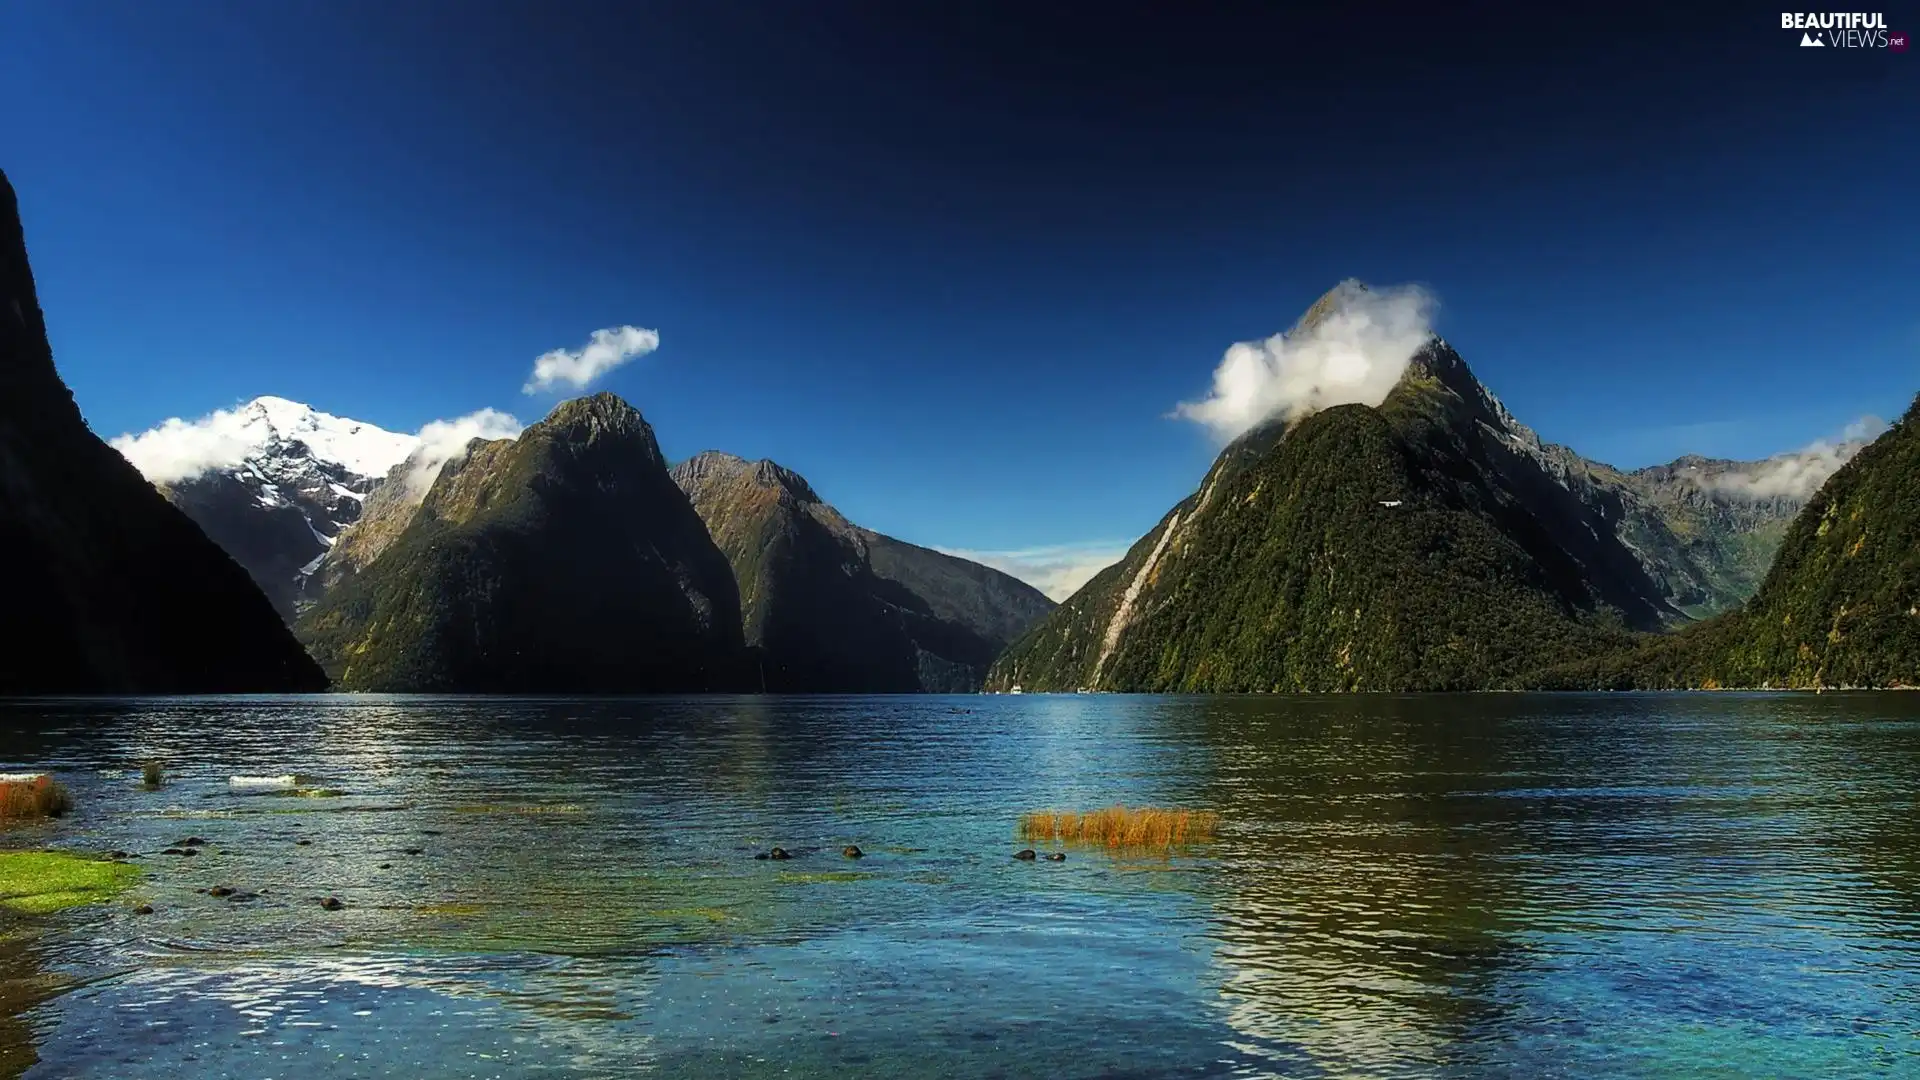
[[0, 693, 1916, 1078]]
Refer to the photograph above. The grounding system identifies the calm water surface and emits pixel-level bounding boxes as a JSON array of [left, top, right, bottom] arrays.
[[1, 693, 1918, 1078]]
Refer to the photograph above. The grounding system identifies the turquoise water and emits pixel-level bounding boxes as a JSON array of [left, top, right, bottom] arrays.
[[1, 693, 1918, 1078]]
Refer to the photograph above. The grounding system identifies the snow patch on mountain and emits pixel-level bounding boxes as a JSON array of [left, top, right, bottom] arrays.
[[112, 396, 418, 485]]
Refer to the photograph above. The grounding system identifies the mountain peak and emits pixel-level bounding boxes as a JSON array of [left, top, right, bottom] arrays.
[[543, 391, 646, 433], [113, 396, 416, 485], [671, 450, 820, 504], [1296, 278, 1372, 331]]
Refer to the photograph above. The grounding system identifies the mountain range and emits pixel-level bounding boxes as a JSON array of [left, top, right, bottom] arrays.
[[0, 167, 324, 692], [26, 169, 1896, 699], [297, 394, 748, 692], [987, 285, 1865, 693]]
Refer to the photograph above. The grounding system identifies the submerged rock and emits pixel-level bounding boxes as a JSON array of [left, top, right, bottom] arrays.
[[133, 904, 154, 915], [1042, 852, 1066, 862], [177, 837, 208, 847], [207, 886, 235, 898], [842, 845, 864, 859], [319, 896, 344, 911], [1013, 849, 1037, 861], [757, 847, 792, 861], [294, 839, 312, 847]]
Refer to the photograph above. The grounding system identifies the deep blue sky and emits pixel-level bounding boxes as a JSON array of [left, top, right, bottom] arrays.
[[2, 2, 1915, 578]]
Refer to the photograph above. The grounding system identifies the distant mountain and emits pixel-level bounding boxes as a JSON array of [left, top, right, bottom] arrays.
[[114, 398, 416, 619], [1616, 455, 1821, 618], [986, 284, 1816, 693], [0, 168, 325, 692], [296, 393, 746, 692], [671, 451, 1054, 691], [1527, 396, 1920, 690]]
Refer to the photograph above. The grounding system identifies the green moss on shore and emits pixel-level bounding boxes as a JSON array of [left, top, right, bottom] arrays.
[[0, 852, 141, 914]]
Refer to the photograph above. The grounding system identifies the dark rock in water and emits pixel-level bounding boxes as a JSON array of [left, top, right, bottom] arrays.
[[160, 848, 189, 856], [227, 892, 259, 903], [107, 850, 135, 861], [401, 847, 424, 856], [422, 830, 444, 836], [0, 169, 328, 694], [377, 862, 392, 870], [1013, 849, 1037, 861], [319, 896, 344, 911], [206, 886, 235, 898], [177, 837, 208, 847], [841, 845, 864, 859], [294, 840, 312, 847], [1042, 852, 1065, 862], [767, 847, 792, 861], [133, 904, 154, 915]]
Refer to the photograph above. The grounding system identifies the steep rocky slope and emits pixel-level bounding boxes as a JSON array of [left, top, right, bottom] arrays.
[[0, 168, 326, 692], [672, 451, 1053, 691]]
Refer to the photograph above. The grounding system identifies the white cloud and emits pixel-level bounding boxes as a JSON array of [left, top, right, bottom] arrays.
[[1174, 280, 1438, 441], [1701, 416, 1886, 500], [522, 325, 660, 394], [936, 542, 1132, 602], [401, 408, 525, 498], [110, 406, 263, 485]]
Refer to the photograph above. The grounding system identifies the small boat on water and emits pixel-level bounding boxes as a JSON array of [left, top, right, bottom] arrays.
[[1009, 685, 1024, 695]]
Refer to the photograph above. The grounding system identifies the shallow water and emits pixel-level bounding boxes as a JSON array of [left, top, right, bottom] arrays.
[[1, 693, 1918, 1078]]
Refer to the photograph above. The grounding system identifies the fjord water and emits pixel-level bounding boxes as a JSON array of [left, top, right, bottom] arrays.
[[2, 695, 1918, 1078]]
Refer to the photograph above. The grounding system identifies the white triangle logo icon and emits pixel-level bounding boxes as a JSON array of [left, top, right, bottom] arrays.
[[1801, 31, 1824, 45]]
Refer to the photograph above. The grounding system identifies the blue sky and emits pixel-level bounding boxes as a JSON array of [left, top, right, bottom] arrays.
[[2, 3, 1915, 593]]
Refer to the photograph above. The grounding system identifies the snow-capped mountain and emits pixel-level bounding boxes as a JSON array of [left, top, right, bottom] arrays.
[[112, 397, 421, 619]]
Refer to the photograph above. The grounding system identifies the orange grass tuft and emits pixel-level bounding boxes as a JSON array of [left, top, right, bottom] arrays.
[[0, 776, 72, 823], [1018, 805, 1219, 848]]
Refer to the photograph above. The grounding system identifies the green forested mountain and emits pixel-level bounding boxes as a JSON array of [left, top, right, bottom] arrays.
[[986, 284, 1834, 693], [672, 451, 1053, 691], [0, 168, 326, 693], [987, 341, 1652, 692], [296, 393, 747, 691], [1526, 397, 1920, 689]]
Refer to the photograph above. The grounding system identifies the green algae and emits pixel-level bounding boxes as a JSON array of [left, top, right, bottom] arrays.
[[0, 852, 141, 914], [775, 871, 874, 884], [649, 907, 730, 922], [415, 902, 487, 917], [451, 803, 587, 816]]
